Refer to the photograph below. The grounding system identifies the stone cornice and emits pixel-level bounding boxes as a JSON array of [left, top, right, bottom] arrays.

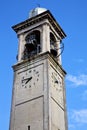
[[12, 52, 66, 76], [12, 10, 66, 39]]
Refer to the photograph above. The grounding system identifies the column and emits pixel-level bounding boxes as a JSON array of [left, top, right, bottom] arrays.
[[18, 34, 25, 62], [41, 24, 50, 53], [56, 39, 62, 65]]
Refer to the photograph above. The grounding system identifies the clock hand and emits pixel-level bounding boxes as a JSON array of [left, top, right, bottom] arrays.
[[25, 77, 32, 84], [22, 77, 32, 81]]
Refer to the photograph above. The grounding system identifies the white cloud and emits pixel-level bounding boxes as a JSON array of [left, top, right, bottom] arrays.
[[68, 124, 75, 129], [66, 74, 87, 87], [71, 109, 87, 124], [68, 109, 87, 130]]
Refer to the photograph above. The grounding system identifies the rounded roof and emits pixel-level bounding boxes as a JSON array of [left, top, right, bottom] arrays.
[[29, 7, 47, 18]]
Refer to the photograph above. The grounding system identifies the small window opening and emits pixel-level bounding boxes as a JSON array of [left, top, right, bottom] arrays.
[[28, 125, 30, 130]]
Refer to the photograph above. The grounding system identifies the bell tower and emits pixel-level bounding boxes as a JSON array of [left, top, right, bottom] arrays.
[[9, 7, 68, 130]]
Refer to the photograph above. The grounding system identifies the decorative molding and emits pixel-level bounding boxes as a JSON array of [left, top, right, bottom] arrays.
[[12, 10, 66, 39]]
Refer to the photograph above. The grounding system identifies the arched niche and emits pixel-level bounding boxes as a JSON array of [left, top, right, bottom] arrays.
[[23, 30, 41, 59]]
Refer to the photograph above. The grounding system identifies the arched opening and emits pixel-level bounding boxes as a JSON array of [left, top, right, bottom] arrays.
[[23, 30, 41, 59]]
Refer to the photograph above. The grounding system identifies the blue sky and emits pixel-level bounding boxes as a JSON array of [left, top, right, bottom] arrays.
[[0, 0, 87, 130]]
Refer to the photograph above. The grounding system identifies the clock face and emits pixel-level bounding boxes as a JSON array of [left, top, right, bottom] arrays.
[[15, 64, 44, 104], [50, 66, 64, 107], [21, 68, 40, 89]]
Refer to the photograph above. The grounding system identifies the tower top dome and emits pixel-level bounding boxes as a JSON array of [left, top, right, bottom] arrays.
[[29, 7, 47, 18]]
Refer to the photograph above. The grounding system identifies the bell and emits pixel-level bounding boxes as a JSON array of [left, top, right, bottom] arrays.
[[25, 39, 37, 51], [25, 43, 34, 50], [51, 49, 57, 57]]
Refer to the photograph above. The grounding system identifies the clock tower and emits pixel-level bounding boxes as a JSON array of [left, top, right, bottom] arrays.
[[9, 7, 68, 130]]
